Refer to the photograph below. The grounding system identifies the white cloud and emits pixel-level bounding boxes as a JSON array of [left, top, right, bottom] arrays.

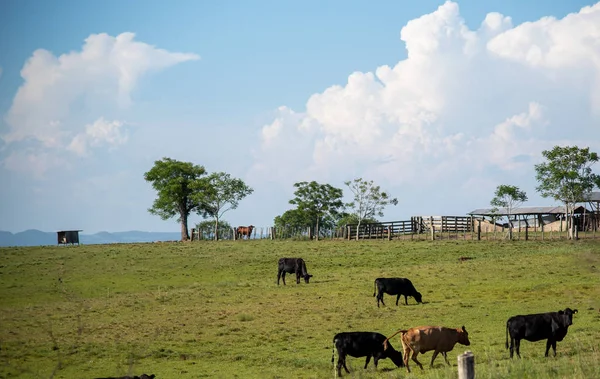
[[250, 1, 600, 195], [67, 117, 128, 156], [2, 32, 199, 174]]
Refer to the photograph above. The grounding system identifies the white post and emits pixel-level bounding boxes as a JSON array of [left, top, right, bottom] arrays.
[[458, 351, 474, 379]]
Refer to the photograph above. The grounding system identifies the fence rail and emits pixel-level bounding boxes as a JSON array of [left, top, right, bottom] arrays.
[[190, 215, 600, 241]]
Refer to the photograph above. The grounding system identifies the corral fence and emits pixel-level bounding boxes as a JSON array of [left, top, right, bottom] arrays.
[[191, 215, 600, 241]]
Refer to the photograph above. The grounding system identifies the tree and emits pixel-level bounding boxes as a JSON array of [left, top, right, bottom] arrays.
[[535, 145, 600, 238], [289, 181, 344, 240], [274, 209, 313, 238], [344, 178, 398, 240], [195, 220, 233, 240], [490, 185, 528, 240], [193, 172, 254, 240], [144, 157, 207, 241]]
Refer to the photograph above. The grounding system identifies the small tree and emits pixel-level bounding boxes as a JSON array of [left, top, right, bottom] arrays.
[[193, 172, 254, 240], [535, 145, 600, 238], [289, 181, 344, 240], [345, 178, 398, 240], [144, 157, 207, 241], [490, 185, 528, 240]]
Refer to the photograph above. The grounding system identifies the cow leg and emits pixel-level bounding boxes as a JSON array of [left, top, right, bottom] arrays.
[[396, 294, 401, 306], [509, 337, 514, 359], [296, 270, 301, 284], [442, 352, 450, 365], [342, 357, 350, 374], [551, 341, 557, 357], [411, 351, 424, 370], [430, 350, 439, 368], [373, 356, 379, 370], [336, 354, 345, 376], [277, 270, 282, 285], [515, 339, 521, 359], [364, 355, 371, 369], [403, 346, 411, 373], [404, 294, 409, 305], [544, 339, 557, 357], [377, 294, 385, 308], [281, 272, 286, 285]]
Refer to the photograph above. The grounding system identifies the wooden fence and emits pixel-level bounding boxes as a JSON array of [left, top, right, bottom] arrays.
[[190, 216, 600, 241]]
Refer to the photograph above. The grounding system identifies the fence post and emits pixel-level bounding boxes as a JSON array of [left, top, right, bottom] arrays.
[[347, 226, 351, 240], [458, 351, 474, 379], [525, 225, 529, 241], [387, 227, 391, 241], [477, 220, 481, 241]]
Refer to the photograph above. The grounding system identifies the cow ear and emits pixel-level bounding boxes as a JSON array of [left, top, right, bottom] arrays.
[[573, 309, 578, 314], [461, 325, 466, 332]]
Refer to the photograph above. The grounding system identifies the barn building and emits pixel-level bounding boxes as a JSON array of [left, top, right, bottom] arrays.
[[57, 230, 82, 246]]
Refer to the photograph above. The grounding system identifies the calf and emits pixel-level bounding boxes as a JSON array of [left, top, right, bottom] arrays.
[[506, 307, 578, 358], [332, 331, 404, 377], [277, 258, 312, 285], [373, 277, 423, 307], [384, 325, 470, 373]]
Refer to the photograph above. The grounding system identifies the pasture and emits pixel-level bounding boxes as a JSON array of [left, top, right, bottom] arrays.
[[1, 239, 599, 379]]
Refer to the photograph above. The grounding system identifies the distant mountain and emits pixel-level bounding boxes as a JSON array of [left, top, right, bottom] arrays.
[[0, 230, 181, 247]]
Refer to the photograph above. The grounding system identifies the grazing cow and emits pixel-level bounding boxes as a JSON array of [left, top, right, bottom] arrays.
[[332, 332, 404, 377], [236, 225, 254, 240], [505, 307, 578, 358], [384, 326, 471, 373], [373, 277, 423, 307], [277, 258, 312, 285]]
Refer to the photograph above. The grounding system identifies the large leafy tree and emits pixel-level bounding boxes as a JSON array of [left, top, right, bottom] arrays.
[[273, 209, 313, 238], [192, 172, 254, 240], [289, 181, 344, 240], [535, 145, 600, 238], [144, 157, 207, 241], [490, 184, 528, 240], [344, 178, 398, 240]]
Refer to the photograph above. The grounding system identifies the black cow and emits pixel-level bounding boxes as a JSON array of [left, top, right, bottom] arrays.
[[506, 307, 578, 358], [277, 258, 312, 285], [332, 332, 404, 377], [373, 277, 423, 308]]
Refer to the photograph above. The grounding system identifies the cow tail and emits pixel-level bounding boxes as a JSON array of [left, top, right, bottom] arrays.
[[505, 321, 509, 349], [383, 329, 407, 351], [373, 279, 377, 297]]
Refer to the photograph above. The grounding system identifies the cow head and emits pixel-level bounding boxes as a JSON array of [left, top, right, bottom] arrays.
[[414, 291, 423, 304], [303, 274, 313, 283], [458, 326, 471, 346], [558, 308, 578, 327]]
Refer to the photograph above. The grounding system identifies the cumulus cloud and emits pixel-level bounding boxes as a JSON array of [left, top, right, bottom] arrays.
[[251, 1, 600, 196], [1, 32, 199, 175]]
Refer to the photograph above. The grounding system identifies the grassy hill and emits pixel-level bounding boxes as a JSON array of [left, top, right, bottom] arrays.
[[1, 239, 599, 378]]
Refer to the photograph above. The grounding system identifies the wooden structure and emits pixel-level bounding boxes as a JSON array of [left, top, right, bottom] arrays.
[[346, 216, 473, 240], [584, 192, 600, 231], [57, 230, 82, 246], [468, 205, 592, 231]]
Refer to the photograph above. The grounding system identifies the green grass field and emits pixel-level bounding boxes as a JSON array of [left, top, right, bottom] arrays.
[[1, 239, 599, 379]]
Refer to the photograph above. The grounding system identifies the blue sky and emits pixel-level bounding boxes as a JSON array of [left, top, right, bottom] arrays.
[[1, 0, 599, 233]]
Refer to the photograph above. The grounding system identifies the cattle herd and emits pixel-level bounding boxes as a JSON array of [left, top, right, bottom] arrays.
[[276, 256, 579, 377]]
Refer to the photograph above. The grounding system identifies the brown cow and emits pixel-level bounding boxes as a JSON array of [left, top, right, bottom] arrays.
[[383, 325, 470, 372], [236, 225, 255, 240]]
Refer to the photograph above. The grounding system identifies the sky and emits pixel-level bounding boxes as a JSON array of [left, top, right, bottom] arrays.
[[1, 0, 599, 234]]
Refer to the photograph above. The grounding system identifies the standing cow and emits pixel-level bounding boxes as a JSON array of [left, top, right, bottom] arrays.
[[373, 277, 423, 307], [384, 325, 471, 373], [332, 332, 404, 377], [506, 307, 578, 358], [236, 225, 254, 240], [277, 258, 313, 285]]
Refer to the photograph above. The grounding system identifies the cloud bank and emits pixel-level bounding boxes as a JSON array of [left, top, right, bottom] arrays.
[[251, 1, 600, 204], [1, 32, 199, 176]]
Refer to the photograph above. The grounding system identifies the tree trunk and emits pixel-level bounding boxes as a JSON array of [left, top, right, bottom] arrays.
[[315, 217, 320, 241], [180, 212, 190, 241], [214, 217, 219, 241], [356, 219, 362, 241]]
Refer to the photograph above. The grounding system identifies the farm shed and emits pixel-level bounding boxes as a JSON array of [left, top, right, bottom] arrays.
[[57, 230, 82, 246], [468, 206, 592, 232]]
